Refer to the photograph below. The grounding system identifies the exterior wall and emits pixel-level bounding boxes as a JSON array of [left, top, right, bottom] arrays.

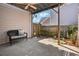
[[0, 4, 32, 44]]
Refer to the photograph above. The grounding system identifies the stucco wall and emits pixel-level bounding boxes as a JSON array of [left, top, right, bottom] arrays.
[[0, 4, 32, 44]]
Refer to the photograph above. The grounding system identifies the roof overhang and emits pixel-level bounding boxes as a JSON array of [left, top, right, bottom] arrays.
[[9, 3, 63, 14]]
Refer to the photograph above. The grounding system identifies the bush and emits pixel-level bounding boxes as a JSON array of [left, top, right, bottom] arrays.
[[39, 29, 49, 36], [39, 29, 57, 37], [67, 25, 78, 39]]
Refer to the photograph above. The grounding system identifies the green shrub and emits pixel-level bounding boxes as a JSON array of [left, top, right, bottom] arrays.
[[67, 25, 78, 40], [39, 29, 49, 36], [39, 29, 57, 37]]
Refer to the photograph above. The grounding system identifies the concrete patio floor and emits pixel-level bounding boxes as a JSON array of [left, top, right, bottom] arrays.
[[0, 37, 78, 56]]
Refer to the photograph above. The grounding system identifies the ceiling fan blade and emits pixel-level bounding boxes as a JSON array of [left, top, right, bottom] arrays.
[[25, 4, 30, 9], [25, 6, 29, 9], [30, 5, 37, 10]]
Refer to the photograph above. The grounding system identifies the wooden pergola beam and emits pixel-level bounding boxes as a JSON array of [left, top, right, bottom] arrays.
[[52, 8, 58, 13]]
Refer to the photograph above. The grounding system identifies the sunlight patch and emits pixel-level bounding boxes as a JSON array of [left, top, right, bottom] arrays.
[[38, 38, 79, 55]]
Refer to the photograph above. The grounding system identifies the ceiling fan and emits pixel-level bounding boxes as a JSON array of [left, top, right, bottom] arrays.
[[24, 3, 37, 10]]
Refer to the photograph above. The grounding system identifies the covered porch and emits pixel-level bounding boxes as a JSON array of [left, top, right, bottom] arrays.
[[0, 3, 79, 56]]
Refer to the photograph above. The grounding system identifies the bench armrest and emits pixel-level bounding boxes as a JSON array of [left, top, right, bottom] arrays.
[[24, 32, 28, 37]]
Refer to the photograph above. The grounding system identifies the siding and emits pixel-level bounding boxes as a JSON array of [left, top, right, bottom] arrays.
[[0, 4, 32, 44]]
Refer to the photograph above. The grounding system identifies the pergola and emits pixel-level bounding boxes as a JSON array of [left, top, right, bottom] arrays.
[[9, 3, 63, 45]]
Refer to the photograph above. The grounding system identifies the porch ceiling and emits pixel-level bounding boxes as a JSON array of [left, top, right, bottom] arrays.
[[9, 3, 63, 14]]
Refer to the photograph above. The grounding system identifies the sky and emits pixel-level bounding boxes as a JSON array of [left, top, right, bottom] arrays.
[[32, 9, 53, 24]]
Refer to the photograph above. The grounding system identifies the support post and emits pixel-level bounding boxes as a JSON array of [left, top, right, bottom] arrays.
[[31, 13, 33, 37], [58, 3, 61, 45]]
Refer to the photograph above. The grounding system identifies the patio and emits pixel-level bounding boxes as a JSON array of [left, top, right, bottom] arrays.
[[0, 37, 78, 56]]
